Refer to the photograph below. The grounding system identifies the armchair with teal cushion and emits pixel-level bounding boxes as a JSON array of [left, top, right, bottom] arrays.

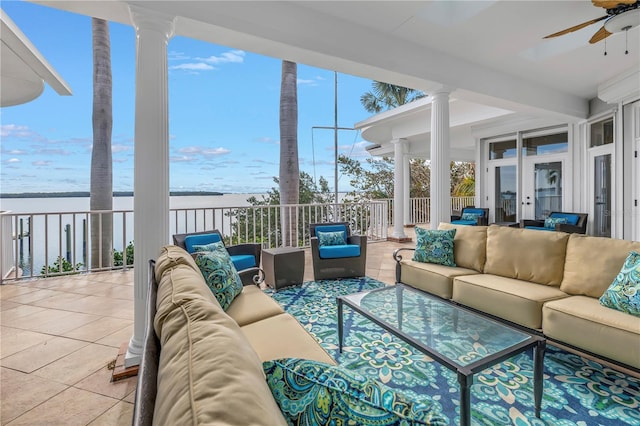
[[450, 207, 489, 226], [173, 230, 263, 285], [310, 222, 367, 280], [520, 212, 588, 234]]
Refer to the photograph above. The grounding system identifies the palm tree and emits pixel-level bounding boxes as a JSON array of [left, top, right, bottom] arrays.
[[360, 81, 425, 113], [279, 60, 299, 246], [90, 18, 113, 269]]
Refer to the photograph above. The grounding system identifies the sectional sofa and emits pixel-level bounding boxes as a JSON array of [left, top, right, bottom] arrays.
[[394, 223, 640, 370], [133, 245, 447, 425]]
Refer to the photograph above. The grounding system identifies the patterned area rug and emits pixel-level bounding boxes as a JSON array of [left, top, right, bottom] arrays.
[[265, 278, 640, 426]]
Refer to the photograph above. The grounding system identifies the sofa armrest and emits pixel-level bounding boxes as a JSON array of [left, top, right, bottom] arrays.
[[556, 223, 585, 234], [133, 260, 160, 426], [392, 248, 415, 284], [450, 214, 462, 221], [477, 216, 489, 226], [226, 243, 262, 263], [347, 235, 367, 247], [521, 219, 544, 228], [238, 267, 264, 286]]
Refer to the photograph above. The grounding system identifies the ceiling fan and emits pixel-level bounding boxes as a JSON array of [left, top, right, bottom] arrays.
[[544, 0, 640, 44]]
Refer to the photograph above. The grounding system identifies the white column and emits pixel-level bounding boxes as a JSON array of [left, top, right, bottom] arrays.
[[125, 7, 175, 368], [403, 156, 411, 226], [391, 138, 408, 240], [430, 89, 452, 229]]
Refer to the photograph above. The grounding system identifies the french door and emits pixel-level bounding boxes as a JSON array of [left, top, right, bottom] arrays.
[[489, 163, 518, 223], [522, 158, 564, 221]]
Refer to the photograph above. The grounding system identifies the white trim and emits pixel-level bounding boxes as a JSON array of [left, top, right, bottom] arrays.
[[598, 67, 640, 105]]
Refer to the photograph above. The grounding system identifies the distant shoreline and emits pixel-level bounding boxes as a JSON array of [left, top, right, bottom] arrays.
[[0, 191, 224, 199]]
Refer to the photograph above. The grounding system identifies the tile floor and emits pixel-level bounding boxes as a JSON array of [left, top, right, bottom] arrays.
[[1, 232, 415, 425]]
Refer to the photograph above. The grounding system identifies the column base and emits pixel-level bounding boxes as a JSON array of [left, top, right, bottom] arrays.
[[111, 342, 139, 382], [387, 236, 412, 243]]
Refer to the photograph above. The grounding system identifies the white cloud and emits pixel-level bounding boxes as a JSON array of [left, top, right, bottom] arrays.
[[5, 158, 20, 164], [112, 144, 131, 153], [32, 160, 51, 166], [197, 50, 245, 65], [6, 149, 28, 155], [170, 155, 197, 163], [255, 136, 279, 145], [338, 141, 372, 158], [297, 78, 318, 86], [170, 63, 215, 71], [177, 146, 231, 157]]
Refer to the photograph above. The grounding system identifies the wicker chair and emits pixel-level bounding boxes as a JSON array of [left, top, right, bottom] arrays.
[[520, 212, 588, 234], [450, 207, 489, 226], [309, 222, 367, 280], [173, 230, 263, 285]]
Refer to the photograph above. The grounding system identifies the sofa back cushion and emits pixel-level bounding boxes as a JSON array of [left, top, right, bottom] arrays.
[[438, 222, 487, 272], [153, 245, 286, 425], [561, 234, 640, 298], [484, 225, 569, 286]]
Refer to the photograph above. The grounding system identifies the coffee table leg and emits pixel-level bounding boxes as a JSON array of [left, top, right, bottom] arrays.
[[458, 371, 472, 426], [337, 298, 344, 353], [534, 339, 546, 418]]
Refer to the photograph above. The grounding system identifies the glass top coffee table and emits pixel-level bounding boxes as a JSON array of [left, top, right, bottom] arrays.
[[337, 283, 545, 426]]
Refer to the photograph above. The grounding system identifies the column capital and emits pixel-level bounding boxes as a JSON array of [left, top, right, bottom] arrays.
[[429, 84, 454, 96], [391, 138, 409, 145], [129, 5, 176, 39]]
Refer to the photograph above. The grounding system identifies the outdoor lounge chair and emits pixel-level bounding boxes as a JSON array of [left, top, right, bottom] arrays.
[[520, 212, 588, 234], [309, 222, 367, 280], [173, 230, 263, 284], [450, 207, 489, 226]]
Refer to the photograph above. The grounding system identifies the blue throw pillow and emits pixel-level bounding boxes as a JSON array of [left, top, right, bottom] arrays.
[[263, 358, 446, 425], [317, 230, 346, 246], [193, 241, 243, 310], [460, 212, 480, 222], [544, 217, 568, 229], [412, 227, 456, 267], [599, 251, 640, 317]]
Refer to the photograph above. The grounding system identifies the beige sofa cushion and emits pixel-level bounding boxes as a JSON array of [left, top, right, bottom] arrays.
[[453, 274, 568, 329], [543, 296, 640, 369], [154, 287, 287, 425], [400, 259, 479, 299], [155, 244, 200, 278], [241, 313, 336, 365], [484, 225, 569, 286], [226, 284, 284, 326], [560, 235, 640, 298], [438, 222, 487, 272]]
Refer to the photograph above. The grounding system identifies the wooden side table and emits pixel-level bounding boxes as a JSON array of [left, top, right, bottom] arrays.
[[262, 247, 305, 290]]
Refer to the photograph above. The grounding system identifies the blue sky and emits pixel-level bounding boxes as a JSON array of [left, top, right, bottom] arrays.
[[0, 2, 376, 194]]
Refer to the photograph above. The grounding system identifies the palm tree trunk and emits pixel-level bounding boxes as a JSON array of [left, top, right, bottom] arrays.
[[279, 60, 299, 246], [90, 18, 113, 269]]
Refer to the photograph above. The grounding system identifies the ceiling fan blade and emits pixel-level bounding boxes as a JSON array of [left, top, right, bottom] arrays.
[[589, 25, 613, 43], [543, 15, 608, 38], [592, 0, 636, 9]]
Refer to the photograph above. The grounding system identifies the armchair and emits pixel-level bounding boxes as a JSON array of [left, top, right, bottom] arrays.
[[450, 207, 489, 226], [173, 230, 263, 285], [520, 212, 588, 234], [309, 222, 367, 280]]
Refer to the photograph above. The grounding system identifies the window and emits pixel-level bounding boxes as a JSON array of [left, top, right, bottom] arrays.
[[522, 132, 568, 156], [489, 139, 517, 160], [590, 118, 613, 147]]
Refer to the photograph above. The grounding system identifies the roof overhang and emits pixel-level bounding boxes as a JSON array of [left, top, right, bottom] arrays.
[[0, 8, 72, 107]]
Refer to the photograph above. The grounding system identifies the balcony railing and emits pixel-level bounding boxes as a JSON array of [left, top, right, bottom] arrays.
[[0, 200, 388, 281], [0, 196, 475, 282]]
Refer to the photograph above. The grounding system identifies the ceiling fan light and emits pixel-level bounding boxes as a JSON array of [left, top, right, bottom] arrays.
[[604, 8, 640, 33]]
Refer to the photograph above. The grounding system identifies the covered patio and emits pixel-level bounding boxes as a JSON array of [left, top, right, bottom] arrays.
[[27, 0, 639, 369]]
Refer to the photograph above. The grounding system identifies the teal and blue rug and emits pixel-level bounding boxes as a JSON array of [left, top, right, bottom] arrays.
[[265, 278, 640, 425]]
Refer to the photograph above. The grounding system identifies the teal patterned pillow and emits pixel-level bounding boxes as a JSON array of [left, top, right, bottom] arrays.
[[193, 241, 243, 310], [599, 251, 640, 317], [544, 217, 568, 229], [263, 358, 446, 426], [460, 212, 480, 222], [317, 230, 346, 246], [412, 227, 456, 267]]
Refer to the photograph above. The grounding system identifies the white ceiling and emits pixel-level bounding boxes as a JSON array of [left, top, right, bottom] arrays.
[[32, 0, 639, 120]]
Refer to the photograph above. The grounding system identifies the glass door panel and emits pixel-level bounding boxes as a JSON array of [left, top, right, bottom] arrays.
[[533, 162, 562, 220], [494, 165, 517, 223], [593, 154, 611, 237]]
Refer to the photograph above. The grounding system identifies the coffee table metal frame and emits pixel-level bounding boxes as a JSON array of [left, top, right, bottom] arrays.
[[337, 283, 545, 426]]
